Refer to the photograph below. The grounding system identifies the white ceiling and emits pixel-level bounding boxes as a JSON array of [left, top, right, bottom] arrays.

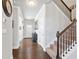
[[13, 0, 76, 19], [13, 0, 51, 19]]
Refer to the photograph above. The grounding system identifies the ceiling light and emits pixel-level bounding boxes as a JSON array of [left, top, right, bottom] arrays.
[[28, 0, 35, 7]]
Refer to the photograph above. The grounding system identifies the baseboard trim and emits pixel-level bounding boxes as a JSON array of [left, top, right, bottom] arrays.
[[13, 44, 20, 49], [24, 37, 32, 39]]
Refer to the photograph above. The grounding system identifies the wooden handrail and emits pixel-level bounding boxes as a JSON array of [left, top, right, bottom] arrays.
[[60, 0, 71, 11], [59, 19, 76, 36], [60, 0, 74, 21]]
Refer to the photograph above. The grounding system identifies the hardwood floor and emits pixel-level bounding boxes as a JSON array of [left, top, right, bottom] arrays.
[[13, 38, 51, 59]]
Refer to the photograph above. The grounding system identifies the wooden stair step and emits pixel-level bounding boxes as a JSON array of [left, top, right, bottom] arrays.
[[50, 41, 63, 49], [50, 44, 63, 54], [46, 48, 56, 59], [50, 41, 69, 53]]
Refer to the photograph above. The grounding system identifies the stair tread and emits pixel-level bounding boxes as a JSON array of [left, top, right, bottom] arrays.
[[50, 42, 63, 50], [46, 48, 56, 59]]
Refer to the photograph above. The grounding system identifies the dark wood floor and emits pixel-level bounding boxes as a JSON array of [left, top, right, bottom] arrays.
[[13, 39, 51, 59]]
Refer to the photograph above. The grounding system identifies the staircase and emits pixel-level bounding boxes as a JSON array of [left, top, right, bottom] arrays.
[[46, 19, 77, 59], [46, 0, 76, 59]]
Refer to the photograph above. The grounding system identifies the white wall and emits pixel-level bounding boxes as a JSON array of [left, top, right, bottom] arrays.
[[35, 1, 71, 51], [13, 6, 23, 49], [45, 1, 71, 48], [2, 0, 13, 59], [35, 4, 46, 51]]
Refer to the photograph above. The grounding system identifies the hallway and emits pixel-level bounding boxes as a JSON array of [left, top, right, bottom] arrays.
[[13, 39, 51, 59]]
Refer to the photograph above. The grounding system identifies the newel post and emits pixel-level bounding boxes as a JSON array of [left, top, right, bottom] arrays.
[[56, 31, 61, 59]]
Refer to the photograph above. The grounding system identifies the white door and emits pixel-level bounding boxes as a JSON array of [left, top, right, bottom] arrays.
[[26, 25, 33, 38]]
